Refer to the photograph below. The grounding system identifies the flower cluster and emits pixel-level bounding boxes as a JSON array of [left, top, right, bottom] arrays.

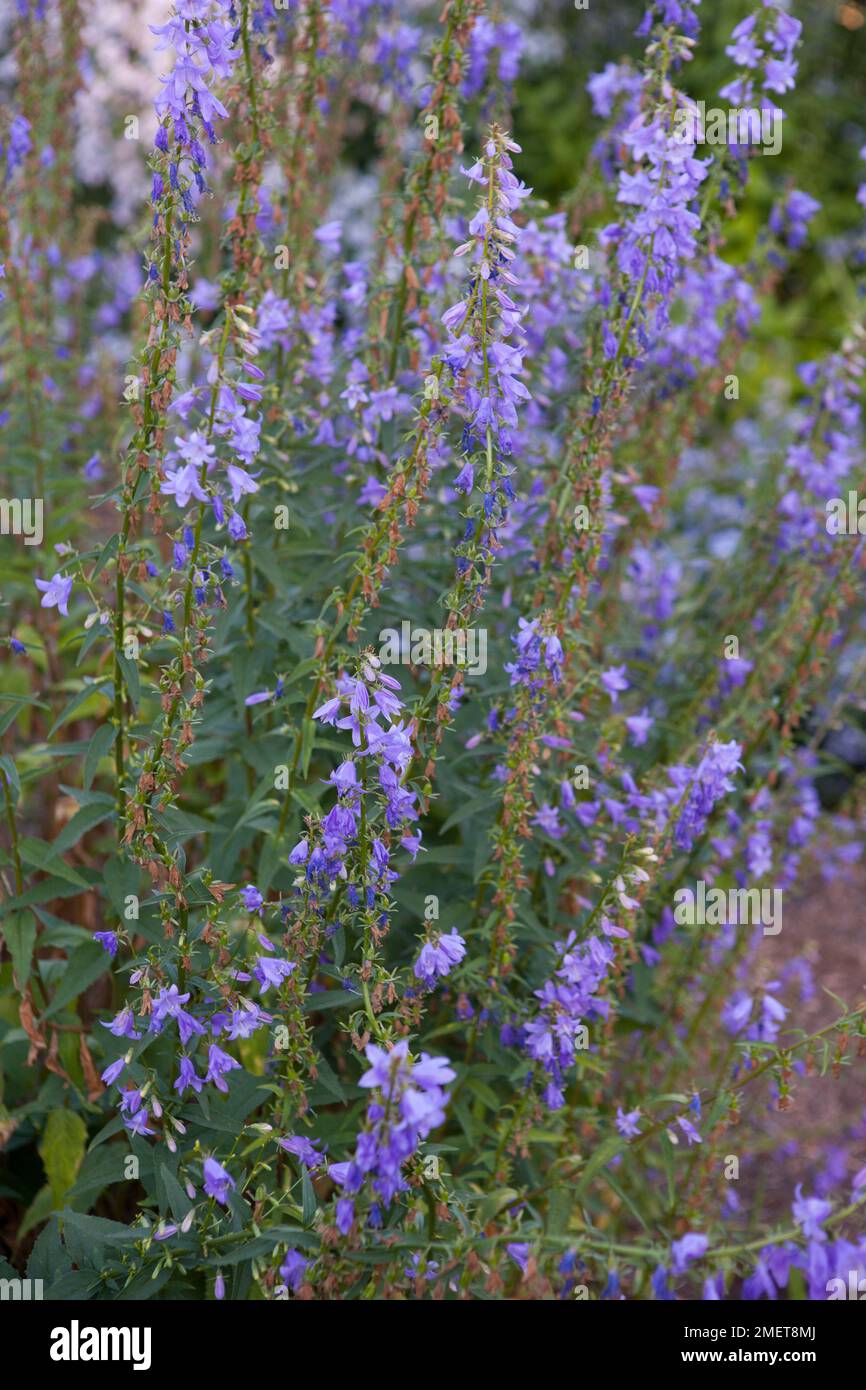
[[328, 1042, 456, 1230]]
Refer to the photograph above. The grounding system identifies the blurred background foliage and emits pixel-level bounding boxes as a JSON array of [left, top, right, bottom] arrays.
[[511, 0, 865, 402]]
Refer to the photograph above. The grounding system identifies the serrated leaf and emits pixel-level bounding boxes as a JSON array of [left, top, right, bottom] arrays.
[[60, 1209, 138, 1271], [39, 1109, 88, 1207], [27, 1216, 70, 1285]]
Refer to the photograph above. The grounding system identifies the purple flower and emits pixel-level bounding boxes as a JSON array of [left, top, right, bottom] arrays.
[[226, 463, 258, 503], [651, 1264, 674, 1300], [35, 573, 73, 616], [335, 1197, 354, 1235], [288, 836, 309, 864], [101, 1057, 126, 1086], [279, 1135, 323, 1169], [161, 461, 209, 508], [792, 1186, 832, 1243], [414, 930, 467, 987], [625, 709, 653, 746], [253, 955, 296, 992], [742, 1257, 777, 1301], [600, 665, 629, 703], [240, 885, 264, 913], [671, 1232, 708, 1274], [769, 189, 821, 251], [676, 1115, 703, 1146], [124, 1108, 156, 1137], [532, 802, 565, 839], [674, 740, 743, 852], [205, 1044, 242, 1092], [616, 1107, 642, 1139], [202, 1156, 235, 1205], [313, 697, 341, 725], [507, 1242, 530, 1273], [405, 1252, 439, 1282], [337, 1043, 456, 1214], [101, 1005, 141, 1040], [150, 985, 205, 1044], [174, 1055, 204, 1095], [314, 219, 342, 253], [279, 1248, 310, 1292]]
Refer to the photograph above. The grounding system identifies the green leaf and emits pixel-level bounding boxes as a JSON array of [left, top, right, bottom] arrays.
[[0, 876, 89, 911], [285, 657, 319, 687], [19, 837, 88, 889], [102, 857, 141, 918], [43, 1270, 104, 1299], [34, 907, 91, 949], [47, 681, 111, 739], [0, 696, 50, 738], [257, 833, 284, 894], [43, 941, 108, 1018], [27, 1216, 71, 1285], [1, 910, 36, 985], [156, 1161, 193, 1223], [18, 1185, 56, 1242], [83, 724, 116, 791], [546, 1186, 572, 1236], [114, 1266, 177, 1300], [312, 1050, 346, 1102], [0, 754, 20, 805], [465, 1076, 500, 1111], [303, 988, 361, 1013], [52, 801, 113, 855], [39, 1109, 88, 1207], [301, 1167, 317, 1225], [440, 791, 494, 835], [300, 716, 316, 778], [116, 652, 141, 712], [60, 1209, 138, 1271], [574, 1134, 624, 1200], [89, 532, 120, 581], [478, 1187, 521, 1222]]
